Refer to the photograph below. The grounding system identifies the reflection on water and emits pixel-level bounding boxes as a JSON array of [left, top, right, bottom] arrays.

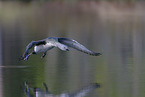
[[23, 82, 100, 97], [0, 66, 30, 68], [1, 1, 145, 97]]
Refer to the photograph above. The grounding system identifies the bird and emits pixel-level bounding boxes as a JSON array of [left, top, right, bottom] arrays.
[[20, 37, 101, 61]]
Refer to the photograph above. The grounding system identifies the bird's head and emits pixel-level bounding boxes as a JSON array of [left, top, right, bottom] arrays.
[[60, 45, 69, 51]]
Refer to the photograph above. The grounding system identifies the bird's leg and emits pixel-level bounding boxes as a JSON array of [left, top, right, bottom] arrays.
[[41, 52, 47, 58], [24, 52, 32, 61]]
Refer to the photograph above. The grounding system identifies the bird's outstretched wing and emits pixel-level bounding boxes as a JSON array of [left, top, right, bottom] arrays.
[[58, 38, 101, 56], [19, 40, 46, 61], [69, 83, 100, 97]]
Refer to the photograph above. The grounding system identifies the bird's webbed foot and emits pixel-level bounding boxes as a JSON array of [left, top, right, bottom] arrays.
[[41, 52, 47, 58]]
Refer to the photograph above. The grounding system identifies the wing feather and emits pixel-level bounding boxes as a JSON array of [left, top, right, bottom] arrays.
[[58, 38, 101, 56], [19, 40, 46, 60]]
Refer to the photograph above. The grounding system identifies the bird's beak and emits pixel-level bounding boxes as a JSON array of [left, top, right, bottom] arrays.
[[66, 49, 70, 51]]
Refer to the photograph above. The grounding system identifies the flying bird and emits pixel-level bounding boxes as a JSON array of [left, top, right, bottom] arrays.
[[20, 37, 101, 61]]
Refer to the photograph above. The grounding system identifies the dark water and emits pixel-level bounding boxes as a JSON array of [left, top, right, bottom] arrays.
[[1, 2, 145, 97]]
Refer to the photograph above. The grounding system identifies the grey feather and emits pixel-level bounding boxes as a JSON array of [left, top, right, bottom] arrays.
[[58, 38, 101, 56], [20, 37, 101, 61], [20, 40, 46, 61]]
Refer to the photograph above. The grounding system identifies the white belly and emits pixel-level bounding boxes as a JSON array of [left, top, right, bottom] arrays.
[[34, 43, 54, 54]]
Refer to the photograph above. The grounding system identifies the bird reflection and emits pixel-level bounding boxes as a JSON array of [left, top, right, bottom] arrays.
[[23, 82, 100, 97], [23, 82, 33, 97]]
